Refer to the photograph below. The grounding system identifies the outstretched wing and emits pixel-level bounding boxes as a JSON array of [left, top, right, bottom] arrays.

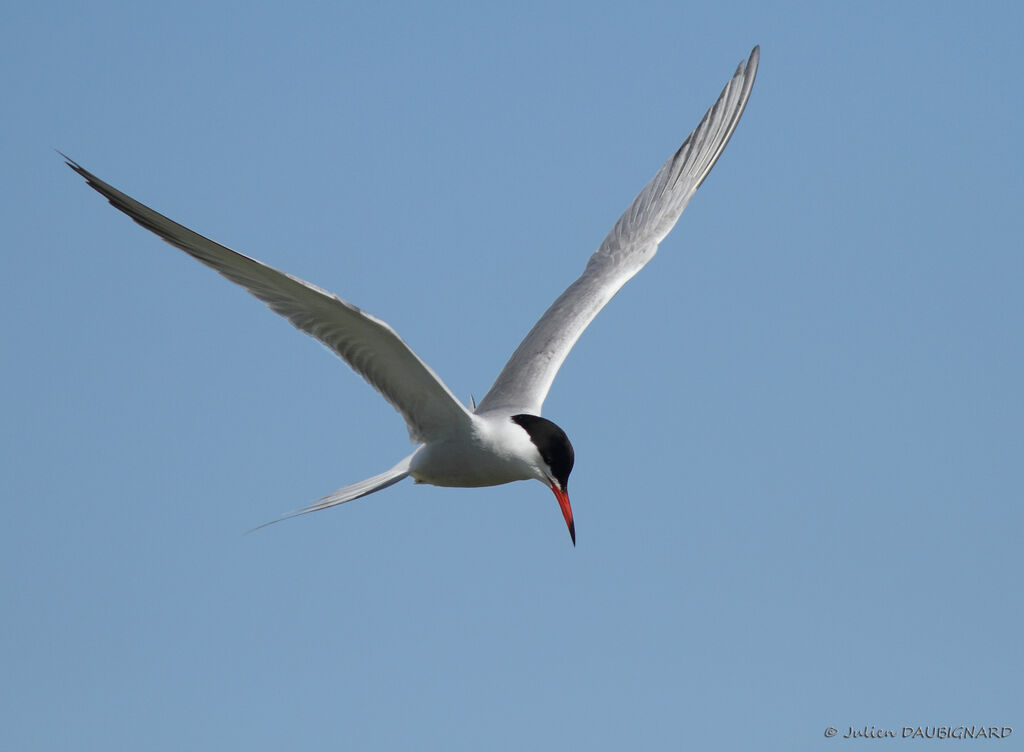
[[476, 46, 759, 416], [65, 157, 473, 444]]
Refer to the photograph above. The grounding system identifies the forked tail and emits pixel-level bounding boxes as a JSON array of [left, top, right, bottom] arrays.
[[247, 452, 416, 532]]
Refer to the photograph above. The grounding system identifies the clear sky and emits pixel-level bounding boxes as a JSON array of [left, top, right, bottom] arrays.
[[3, 1, 1022, 749]]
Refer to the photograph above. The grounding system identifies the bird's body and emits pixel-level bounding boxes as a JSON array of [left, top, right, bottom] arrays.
[[410, 417, 544, 488], [66, 46, 759, 544]]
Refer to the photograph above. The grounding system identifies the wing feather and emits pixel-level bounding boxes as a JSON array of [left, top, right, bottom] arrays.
[[65, 157, 472, 443], [476, 46, 759, 416]]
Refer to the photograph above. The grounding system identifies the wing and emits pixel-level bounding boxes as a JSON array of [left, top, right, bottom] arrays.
[[476, 46, 759, 416], [65, 157, 473, 444]]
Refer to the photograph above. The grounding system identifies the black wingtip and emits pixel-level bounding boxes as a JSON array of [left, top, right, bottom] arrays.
[[55, 149, 77, 168], [58, 151, 92, 185]]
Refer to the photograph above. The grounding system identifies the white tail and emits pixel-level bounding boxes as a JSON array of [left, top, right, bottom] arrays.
[[248, 452, 416, 532]]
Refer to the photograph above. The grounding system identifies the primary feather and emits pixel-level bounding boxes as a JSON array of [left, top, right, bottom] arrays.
[[61, 155, 473, 444], [477, 46, 759, 416]]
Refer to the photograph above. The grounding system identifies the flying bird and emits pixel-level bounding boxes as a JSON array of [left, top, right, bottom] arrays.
[[65, 46, 759, 545]]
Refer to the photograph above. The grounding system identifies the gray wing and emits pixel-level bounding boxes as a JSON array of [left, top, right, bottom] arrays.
[[476, 46, 759, 416], [65, 157, 473, 444]]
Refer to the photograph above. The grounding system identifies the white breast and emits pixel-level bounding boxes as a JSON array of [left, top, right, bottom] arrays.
[[408, 414, 545, 488]]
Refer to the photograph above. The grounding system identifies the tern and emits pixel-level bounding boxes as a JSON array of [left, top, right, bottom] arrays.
[[65, 46, 758, 545]]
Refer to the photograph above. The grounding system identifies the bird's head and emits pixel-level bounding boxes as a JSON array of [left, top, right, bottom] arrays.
[[511, 414, 576, 545]]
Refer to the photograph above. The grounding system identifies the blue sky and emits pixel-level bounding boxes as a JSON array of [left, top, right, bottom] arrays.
[[3, 1, 1022, 749]]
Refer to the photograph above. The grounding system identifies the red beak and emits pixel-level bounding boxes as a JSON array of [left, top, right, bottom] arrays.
[[551, 483, 575, 546]]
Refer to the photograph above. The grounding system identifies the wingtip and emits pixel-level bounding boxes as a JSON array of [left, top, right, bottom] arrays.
[[58, 151, 94, 184], [55, 149, 78, 170], [742, 46, 760, 77]]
